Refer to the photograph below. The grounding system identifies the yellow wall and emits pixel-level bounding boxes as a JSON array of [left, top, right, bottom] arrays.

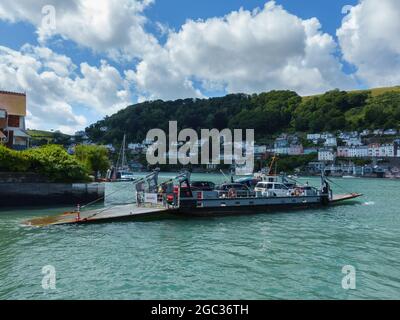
[[0, 92, 26, 116]]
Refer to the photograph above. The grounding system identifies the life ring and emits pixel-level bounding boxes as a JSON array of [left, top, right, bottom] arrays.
[[228, 188, 237, 198]]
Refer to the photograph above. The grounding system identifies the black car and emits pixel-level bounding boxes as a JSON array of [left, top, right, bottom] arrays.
[[190, 181, 216, 191]]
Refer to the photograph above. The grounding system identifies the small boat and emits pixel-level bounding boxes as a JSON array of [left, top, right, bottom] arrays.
[[108, 134, 136, 182]]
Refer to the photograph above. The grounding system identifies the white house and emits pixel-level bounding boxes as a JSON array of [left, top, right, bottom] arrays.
[[345, 146, 369, 158], [379, 144, 395, 157], [383, 129, 397, 136], [324, 137, 337, 147], [307, 133, 321, 144], [318, 149, 336, 162], [288, 144, 304, 155], [344, 137, 363, 146], [368, 144, 381, 157], [368, 144, 395, 157]]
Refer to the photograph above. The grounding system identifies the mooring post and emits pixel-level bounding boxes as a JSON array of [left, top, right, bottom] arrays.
[[76, 204, 81, 221]]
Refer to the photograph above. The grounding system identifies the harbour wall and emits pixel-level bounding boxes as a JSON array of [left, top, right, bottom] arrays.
[[0, 173, 105, 207]]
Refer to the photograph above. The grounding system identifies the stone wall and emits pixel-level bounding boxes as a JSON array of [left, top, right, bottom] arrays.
[[0, 174, 105, 207]]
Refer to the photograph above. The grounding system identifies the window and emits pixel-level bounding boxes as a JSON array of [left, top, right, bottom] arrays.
[[0, 110, 6, 118], [8, 115, 20, 128]]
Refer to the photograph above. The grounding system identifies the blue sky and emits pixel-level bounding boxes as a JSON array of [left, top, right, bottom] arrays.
[[0, 0, 398, 133], [0, 0, 358, 72]]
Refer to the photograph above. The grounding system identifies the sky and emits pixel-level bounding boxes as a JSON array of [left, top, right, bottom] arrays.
[[0, 0, 399, 134]]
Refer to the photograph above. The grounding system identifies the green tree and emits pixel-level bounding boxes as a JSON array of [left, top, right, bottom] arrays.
[[75, 145, 110, 177]]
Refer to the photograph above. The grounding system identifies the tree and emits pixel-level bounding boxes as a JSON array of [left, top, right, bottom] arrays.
[[75, 145, 110, 177]]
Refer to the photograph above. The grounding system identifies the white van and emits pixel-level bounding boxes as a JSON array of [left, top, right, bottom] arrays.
[[254, 182, 291, 197]]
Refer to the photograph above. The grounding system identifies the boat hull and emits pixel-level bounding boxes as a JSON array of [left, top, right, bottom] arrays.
[[175, 193, 363, 217], [24, 193, 362, 226]]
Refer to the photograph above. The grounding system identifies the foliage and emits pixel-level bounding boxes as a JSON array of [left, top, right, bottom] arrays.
[[0, 145, 30, 172], [85, 88, 400, 145], [0, 145, 90, 182], [27, 129, 72, 147], [293, 90, 370, 132], [75, 145, 110, 175], [268, 154, 318, 173]]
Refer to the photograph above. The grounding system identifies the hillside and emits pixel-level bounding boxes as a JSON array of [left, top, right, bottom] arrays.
[[85, 86, 400, 145], [27, 129, 72, 146], [302, 85, 400, 101]]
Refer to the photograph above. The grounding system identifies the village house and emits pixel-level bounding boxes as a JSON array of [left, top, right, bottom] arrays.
[[344, 136, 363, 146], [324, 137, 337, 147], [337, 146, 369, 158], [383, 129, 397, 136], [273, 137, 289, 155], [288, 144, 304, 156], [360, 129, 371, 137], [318, 148, 336, 162], [0, 90, 30, 150], [367, 143, 396, 158]]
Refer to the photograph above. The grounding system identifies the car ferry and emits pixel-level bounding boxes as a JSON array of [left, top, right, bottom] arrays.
[[25, 169, 362, 226], [164, 171, 361, 217]]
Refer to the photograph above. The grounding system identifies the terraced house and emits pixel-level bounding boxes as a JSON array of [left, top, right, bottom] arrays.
[[0, 90, 30, 150]]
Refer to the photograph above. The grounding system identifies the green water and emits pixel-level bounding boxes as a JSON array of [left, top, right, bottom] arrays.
[[0, 173, 399, 300]]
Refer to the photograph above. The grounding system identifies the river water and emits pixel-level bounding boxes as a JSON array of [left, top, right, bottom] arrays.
[[0, 173, 399, 299]]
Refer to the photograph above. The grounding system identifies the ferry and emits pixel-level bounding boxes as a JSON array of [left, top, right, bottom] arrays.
[[25, 166, 362, 226], [166, 171, 361, 217]]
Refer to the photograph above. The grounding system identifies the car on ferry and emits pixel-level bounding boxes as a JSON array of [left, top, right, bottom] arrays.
[[254, 181, 292, 197], [190, 181, 216, 191], [216, 183, 254, 198], [234, 177, 261, 189]]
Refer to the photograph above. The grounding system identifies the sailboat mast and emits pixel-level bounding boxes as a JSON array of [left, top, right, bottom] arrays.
[[122, 134, 127, 169]]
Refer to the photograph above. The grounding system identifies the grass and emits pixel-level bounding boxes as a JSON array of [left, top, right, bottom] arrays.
[[302, 85, 400, 101], [27, 129, 71, 144]]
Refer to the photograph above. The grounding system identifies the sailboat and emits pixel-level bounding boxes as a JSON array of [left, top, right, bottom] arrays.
[[108, 134, 135, 182]]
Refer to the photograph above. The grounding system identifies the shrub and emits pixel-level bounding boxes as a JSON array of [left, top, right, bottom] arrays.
[[74, 145, 110, 176], [26, 145, 90, 182], [0, 145, 90, 182], [0, 145, 30, 172]]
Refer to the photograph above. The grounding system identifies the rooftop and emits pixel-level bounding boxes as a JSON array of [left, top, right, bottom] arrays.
[[0, 90, 26, 97]]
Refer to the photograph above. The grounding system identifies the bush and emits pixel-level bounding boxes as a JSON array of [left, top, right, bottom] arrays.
[[26, 145, 90, 182], [0, 145, 30, 172], [0, 145, 90, 182], [74, 145, 110, 176]]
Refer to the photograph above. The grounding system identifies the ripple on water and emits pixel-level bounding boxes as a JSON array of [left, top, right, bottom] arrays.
[[1, 176, 400, 299]]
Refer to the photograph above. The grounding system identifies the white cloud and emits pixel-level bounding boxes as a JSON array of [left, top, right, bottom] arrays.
[[337, 0, 400, 87], [0, 0, 157, 61], [0, 45, 132, 133], [131, 1, 355, 100]]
